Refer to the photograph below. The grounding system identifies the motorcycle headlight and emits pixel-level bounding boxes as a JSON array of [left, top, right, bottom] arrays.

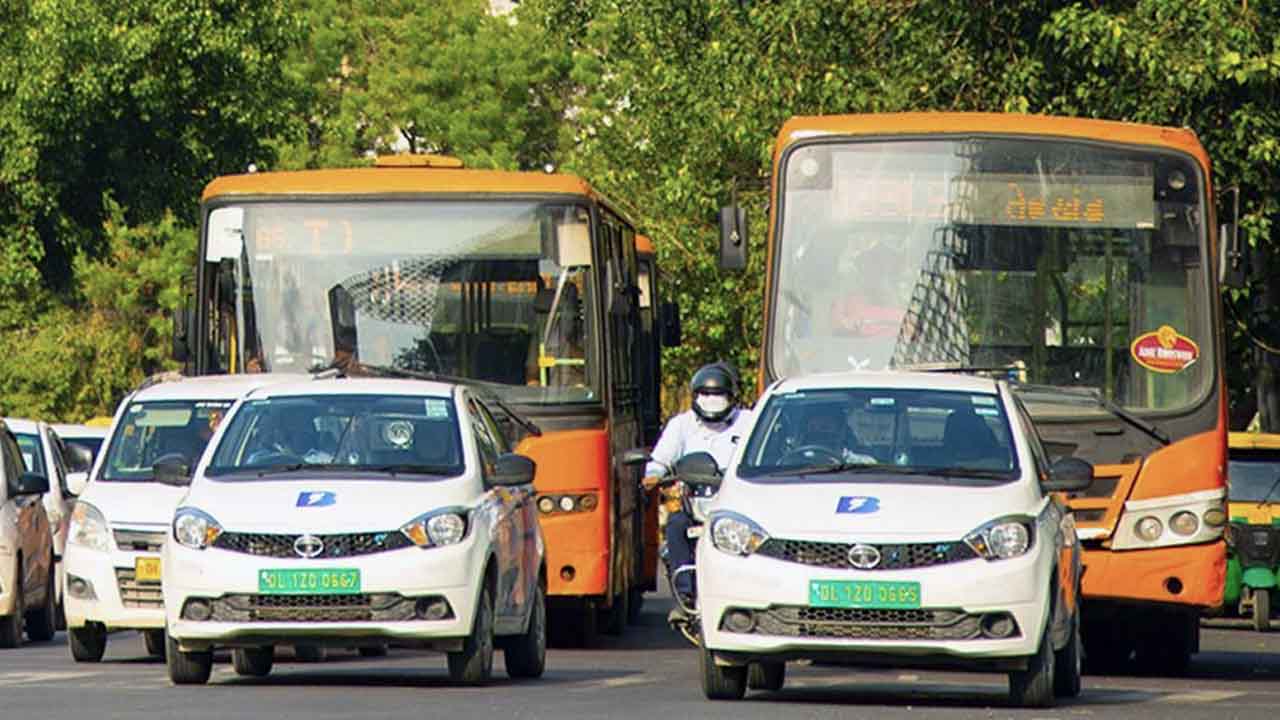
[[709, 513, 768, 556], [401, 508, 469, 548], [69, 501, 111, 552], [965, 516, 1035, 561], [173, 508, 223, 550]]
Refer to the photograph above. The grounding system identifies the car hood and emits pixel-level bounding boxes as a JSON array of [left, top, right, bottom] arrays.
[[78, 481, 187, 528], [713, 476, 1043, 542], [181, 477, 483, 534]]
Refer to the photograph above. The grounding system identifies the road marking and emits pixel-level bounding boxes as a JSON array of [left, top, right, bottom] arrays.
[[896, 673, 919, 682], [0, 671, 100, 686], [1160, 689, 1245, 703]]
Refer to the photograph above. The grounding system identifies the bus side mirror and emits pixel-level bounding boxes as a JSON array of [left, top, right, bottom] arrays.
[[1219, 223, 1247, 288], [719, 205, 748, 270], [660, 301, 682, 347]]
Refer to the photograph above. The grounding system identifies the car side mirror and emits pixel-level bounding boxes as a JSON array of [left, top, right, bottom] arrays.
[[65, 471, 90, 497], [10, 472, 50, 498], [64, 443, 94, 474], [659, 301, 682, 347], [1042, 457, 1093, 493], [718, 205, 748, 270], [674, 451, 723, 490], [491, 453, 536, 487], [621, 448, 651, 467], [154, 454, 193, 487]]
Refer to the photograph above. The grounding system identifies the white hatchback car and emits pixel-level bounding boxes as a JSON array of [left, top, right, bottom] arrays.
[[63, 374, 294, 662], [162, 378, 546, 686], [695, 372, 1090, 708]]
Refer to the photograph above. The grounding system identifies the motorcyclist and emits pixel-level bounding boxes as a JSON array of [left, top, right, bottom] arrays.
[[642, 362, 752, 605]]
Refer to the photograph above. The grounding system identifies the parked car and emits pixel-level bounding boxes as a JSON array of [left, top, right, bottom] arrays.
[[0, 418, 56, 647]]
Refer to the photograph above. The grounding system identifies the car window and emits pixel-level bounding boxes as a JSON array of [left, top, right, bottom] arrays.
[[13, 433, 46, 476], [2, 431, 25, 488], [102, 401, 232, 482], [474, 401, 511, 454], [467, 398, 500, 477]]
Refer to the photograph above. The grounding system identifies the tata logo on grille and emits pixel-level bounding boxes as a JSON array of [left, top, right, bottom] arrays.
[[296, 491, 336, 508], [836, 496, 880, 514], [847, 544, 882, 569], [293, 534, 324, 558]]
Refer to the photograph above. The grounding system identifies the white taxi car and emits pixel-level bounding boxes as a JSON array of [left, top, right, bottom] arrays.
[[0, 419, 56, 647], [695, 372, 1090, 708], [63, 374, 293, 662], [162, 378, 546, 686]]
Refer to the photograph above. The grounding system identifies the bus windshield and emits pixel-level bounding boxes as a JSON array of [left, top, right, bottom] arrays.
[[773, 138, 1212, 414], [205, 201, 598, 404]]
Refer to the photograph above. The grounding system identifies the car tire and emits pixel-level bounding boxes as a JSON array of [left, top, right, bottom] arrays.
[[1008, 627, 1056, 708], [68, 624, 107, 662], [358, 645, 388, 658], [232, 646, 274, 677], [143, 629, 166, 659], [166, 631, 213, 685], [293, 644, 327, 662], [1053, 619, 1082, 698], [1255, 589, 1272, 633], [699, 645, 747, 700], [25, 568, 56, 643], [0, 566, 24, 649], [747, 661, 786, 692], [504, 580, 546, 679], [448, 584, 495, 685]]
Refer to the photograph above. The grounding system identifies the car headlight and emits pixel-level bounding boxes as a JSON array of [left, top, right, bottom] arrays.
[[173, 508, 223, 550], [69, 501, 111, 552], [709, 513, 768, 556], [401, 508, 469, 548], [965, 516, 1035, 561]]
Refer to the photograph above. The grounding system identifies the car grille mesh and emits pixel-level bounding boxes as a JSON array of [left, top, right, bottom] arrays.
[[115, 568, 163, 609], [211, 531, 411, 559], [755, 538, 977, 570], [728, 605, 1000, 641], [207, 593, 416, 623]]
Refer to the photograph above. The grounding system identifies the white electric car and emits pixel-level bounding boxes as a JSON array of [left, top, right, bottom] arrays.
[[162, 378, 546, 686], [695, 372, 1090, 708], [63, 374, 295, 662]]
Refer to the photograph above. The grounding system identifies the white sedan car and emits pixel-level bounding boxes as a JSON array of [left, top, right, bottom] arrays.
[[162, 378, 546, 686], [695, 372, 1089, 708], [63, 374, 293, 661]]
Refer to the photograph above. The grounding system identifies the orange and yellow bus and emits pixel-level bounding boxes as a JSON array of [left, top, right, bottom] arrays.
[[178, 154, 666, 644], [722, 113, 1230, 673]]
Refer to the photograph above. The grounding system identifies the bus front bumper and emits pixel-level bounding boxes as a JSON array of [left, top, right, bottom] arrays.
[[1080, 540, 1225, 609]]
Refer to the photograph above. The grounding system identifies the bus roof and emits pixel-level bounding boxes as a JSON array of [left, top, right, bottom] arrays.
[[202, 166, 598, 203], [776, 113, 1210, 170], [1229, 432, 1280, 452]]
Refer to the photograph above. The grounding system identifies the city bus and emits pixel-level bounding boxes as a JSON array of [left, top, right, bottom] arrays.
[[719, 113, 1230, 673], [175, 154, 664, 644]]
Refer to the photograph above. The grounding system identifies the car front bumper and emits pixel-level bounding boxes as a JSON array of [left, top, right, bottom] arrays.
[[63, 542, 165, 630]]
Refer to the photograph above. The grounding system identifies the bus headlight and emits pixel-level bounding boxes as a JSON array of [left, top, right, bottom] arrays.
[[1169, 511, 1200, 536], [1134, 516, 1164, 542]]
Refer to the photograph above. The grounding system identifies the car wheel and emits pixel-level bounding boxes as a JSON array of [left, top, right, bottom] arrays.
[[1053, 619, 1082, 698], [24, 568, 56, 643], [358, 645, 388, 658], [1008, 627, 1056, 708], [448, 583, 494, 685], [0, 566, 24, 649], [1255, 589, 1272, 632], [143, 629, 166, 659], [166, 630, 213, 685], [232, 646, 274, 677], [68, 624, 107, 662], [293, 644, 327, 662], [504, 580, 546, 679], [699, 645, 747, 700], [747, 661, 785, 692]]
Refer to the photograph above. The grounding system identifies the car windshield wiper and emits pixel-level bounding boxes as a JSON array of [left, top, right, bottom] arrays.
[[363, 464, 458, 476], [1012, 383, 1171, 446], [766, 463, 919, 478], [254, 463, 348, 477], [351, 362, 544, 438]]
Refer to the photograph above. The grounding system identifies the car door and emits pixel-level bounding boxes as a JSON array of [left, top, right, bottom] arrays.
[[467, 396, 521, 623], [2, 430, 43, 596], [476, 399, 537, 619], [41, 426, 70, 557]]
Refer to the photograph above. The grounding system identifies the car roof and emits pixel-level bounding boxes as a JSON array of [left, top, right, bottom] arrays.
[[244, 377, 460, 399], [2, 417, 41, 434], [772, 371, 1001, 395], [130, 373, 311, 402], [50, 423, 108, 439]]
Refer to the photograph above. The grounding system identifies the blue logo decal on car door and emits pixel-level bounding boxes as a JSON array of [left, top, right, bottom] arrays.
[[836, 496, 880, 514], [296, 491, 336, 508]]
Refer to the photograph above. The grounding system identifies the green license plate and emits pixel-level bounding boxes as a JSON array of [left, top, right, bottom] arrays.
[[258, 568, 361, 595], [809, 580, 921, 609]]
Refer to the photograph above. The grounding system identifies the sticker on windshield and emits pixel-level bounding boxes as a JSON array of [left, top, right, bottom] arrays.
[[1131, 325, 1199, 374], [869, 397, 895, 407], [836, 496, 880, 514], [425, 399, 450, 419], [971, 395, 996, 406]]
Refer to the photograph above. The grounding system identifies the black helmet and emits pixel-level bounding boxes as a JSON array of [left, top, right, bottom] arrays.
[[690, 363, 738, 422]]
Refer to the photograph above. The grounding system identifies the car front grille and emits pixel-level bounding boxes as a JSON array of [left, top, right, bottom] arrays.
[[723, 605, 1011, 641], [755, 538, 977, 570], [115, 568, 163, 609], [113, 529, 166, 553], [211, 531, 412, 559], [206, 593, 416, 623]]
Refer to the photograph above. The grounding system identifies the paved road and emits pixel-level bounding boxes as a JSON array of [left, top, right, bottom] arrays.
[[5, 598, 1280, 719]]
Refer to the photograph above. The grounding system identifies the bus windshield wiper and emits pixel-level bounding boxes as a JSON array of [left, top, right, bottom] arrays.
[[1012, 383, 1171, 446]]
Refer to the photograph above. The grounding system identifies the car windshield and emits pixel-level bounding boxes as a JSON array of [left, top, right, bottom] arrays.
[[773, 138, 1212, 414], [738, 387, 1019, 482], [1228, 455, 1280, 504], [13, 433, 45, 476], [101, 402, 232, 482], [206, 394, 465, 480], [205, 200, 600, 405]]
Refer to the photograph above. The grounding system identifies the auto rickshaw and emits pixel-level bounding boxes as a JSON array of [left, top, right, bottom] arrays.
[[1225, 432, 1280, 631]]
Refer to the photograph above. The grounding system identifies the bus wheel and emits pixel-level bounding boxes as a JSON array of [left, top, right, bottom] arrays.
[[1082, 627, 1131, 674], [549, 604, 597, 648], [1134, 611, 1195, 676]]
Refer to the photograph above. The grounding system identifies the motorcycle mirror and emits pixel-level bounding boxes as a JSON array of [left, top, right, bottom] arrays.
[[621, 448, 651, 467], [674, 452, 722, 488]]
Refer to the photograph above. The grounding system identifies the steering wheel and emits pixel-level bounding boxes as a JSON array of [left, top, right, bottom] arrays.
[[778, 445, 844, 467]]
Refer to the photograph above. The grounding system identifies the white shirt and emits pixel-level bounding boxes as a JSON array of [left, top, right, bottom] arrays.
[[645, 407, 753, 478]]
